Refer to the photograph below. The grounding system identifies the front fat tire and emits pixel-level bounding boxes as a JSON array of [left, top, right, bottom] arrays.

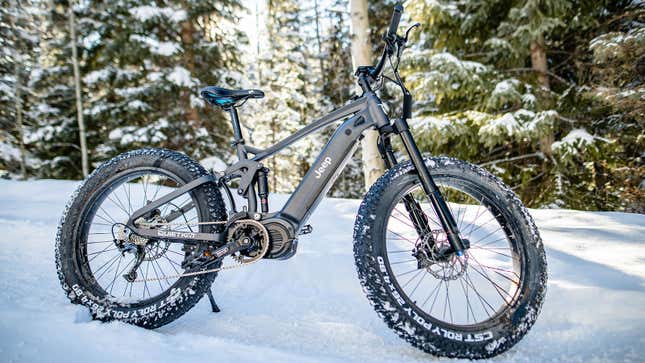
[[55, 148, 226, 329], [353, 156, 547, 359]]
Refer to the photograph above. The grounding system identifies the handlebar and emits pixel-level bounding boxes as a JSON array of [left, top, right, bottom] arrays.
[[369, 4, 404, 79], [387, 4, 403, 39]]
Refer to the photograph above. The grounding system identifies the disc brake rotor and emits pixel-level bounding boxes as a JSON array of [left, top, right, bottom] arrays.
[[415, 230, 468, 281]]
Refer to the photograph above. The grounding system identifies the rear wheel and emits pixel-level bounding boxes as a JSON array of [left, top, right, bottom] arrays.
[[56, 148, 226, 328], [353, 157, 547, 359]]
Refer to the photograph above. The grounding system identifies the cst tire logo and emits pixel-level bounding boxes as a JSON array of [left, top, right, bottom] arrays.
[[314, 157, 332, 179], [157, 230, 196, 239]]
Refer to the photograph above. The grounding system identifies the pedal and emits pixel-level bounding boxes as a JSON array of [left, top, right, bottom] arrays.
[[299, 225, 313, 235]]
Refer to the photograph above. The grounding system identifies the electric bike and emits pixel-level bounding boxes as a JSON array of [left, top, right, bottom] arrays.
[[56, 4, 547, 359]]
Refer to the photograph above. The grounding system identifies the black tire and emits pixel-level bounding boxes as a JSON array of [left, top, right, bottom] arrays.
[[55, 148, 226, 329], [353, 156, 547, 359]]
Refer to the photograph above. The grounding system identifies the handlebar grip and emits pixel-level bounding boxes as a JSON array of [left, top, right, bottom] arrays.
[[387, 4, 403, 38]]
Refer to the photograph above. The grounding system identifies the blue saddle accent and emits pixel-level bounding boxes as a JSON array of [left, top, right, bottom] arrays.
[[200, 86, 264, 107]]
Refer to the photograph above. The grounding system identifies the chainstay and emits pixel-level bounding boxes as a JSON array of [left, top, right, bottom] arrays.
[[132, 219, 269, 283]]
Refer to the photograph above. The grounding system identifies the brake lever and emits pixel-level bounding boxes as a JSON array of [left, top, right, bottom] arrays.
[[404, 23, 420, 42]]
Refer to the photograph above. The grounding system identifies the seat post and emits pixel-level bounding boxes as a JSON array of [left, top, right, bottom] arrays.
[[226, 106, 247, 160]]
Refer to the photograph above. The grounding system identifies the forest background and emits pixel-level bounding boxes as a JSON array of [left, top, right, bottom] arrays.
[[1, 0, 643, 212]]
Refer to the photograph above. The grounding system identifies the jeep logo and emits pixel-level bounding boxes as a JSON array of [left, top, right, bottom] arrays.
[[314, 157, 332, 179]]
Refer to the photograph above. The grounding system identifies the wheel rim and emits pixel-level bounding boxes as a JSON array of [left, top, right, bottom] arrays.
[[80, 168, 201, 304], [382, 177, 524, 328]]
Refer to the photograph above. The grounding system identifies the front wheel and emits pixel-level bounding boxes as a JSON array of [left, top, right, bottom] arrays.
[[353, 157, 547, 359]]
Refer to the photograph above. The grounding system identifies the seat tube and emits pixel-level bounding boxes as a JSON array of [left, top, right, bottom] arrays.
[[227, 106, 247, 160]]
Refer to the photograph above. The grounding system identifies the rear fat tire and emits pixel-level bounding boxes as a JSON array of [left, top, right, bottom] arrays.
[[353, 156, 547, 359], [55, 148, 226, 329]]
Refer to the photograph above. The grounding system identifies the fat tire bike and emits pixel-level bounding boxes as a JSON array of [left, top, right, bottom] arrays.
[[56, 4, 547, 359]]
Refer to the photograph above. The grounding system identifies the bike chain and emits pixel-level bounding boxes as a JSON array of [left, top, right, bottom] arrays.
[[132, 219, 269, 283]]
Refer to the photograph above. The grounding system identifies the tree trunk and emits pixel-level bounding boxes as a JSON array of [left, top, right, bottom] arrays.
[[69, 5, 89, 178], [530, 35, 549, 89], [9, 1, 27, 179], [349, 0, 385, 190], [530, 34, 553, 156], [314, 0, 325, 81], [180, 5, 200, 127]]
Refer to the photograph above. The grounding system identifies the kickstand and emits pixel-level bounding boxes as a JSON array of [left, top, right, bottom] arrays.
[[206, 288, 221, 313]]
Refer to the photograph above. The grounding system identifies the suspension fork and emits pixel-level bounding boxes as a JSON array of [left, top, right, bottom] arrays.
[[381, 119, 468, 256], [378, 135, 431, 238]]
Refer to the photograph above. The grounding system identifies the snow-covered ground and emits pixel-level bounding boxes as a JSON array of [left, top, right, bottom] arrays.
[[0, 179, 644, 363]]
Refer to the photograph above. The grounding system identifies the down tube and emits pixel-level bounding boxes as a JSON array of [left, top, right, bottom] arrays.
[[279, 114, 375, 228]]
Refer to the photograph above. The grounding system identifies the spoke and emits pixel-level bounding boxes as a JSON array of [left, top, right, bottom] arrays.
[[387, 249, 413, 254], [94, 212, 116, 226], [125, 182, 133, 214], [470, 245, 512, 258], [471, 227, 504, 246], [92, 253, 120, 275], [387, 229, 418, 245], [401, 269, 424, 289], [87, 247, 118, 256], [421, 277, 443, 308], [88, 243, 116, 262], [163, 254, 184, 270], [94, 253, 122, 281], [153, 258, 172, 286], [458, 204, 468, 232], [396, 267, 421, 278], [463, 270, 495, 318], [107, 255, 124, 294], [107, 193, 129, 217], [167, 249, 185, 257], [389, 259, 417, 265], [458, 276, 476, 324], [464, 203, 487, 237], [142, 176, 149, 207], [391, 208, 416, 230], [478, 236, 510, 247], [409, 270, 427, 297], [150, 179, 164, 202], [429, 277, 443, 314], [468, 255, 515, 304], [466, 216, 497, 239], [87, 240, 114, 245], [149, 260, 164, 291]]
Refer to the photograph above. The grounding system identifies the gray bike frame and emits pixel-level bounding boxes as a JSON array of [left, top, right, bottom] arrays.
[[241, 92, 390, 228], [126, 91, 391, 240]]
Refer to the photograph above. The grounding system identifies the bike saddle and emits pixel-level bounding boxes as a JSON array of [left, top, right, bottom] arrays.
[[200, 86, 264, 107]]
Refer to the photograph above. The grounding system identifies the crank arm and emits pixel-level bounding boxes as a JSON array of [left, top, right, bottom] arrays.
[[183, 236, 252, 270]]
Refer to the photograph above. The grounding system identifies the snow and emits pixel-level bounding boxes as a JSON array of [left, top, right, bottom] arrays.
[[0, 141, 21, 161], [200, 156, 227, 172], [130, 6, 188, 23], [83, 69, 111, 85], [167, 66, 196, 87], [1, 179, 644, 363], [130, 35, 181, 56], [552, 128, 596, 151]]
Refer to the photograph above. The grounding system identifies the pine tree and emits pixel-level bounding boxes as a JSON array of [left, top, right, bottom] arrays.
[[82, 0, 246, 165], [252, 0, 314, 192], [403, 0, 644, 211], [0, 0, 40, 178]]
